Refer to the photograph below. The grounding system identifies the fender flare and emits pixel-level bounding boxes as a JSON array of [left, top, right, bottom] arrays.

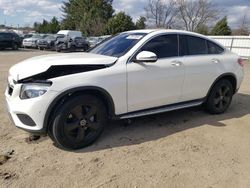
[[205, 73, 237, 99], [43, 86, 115, 132]]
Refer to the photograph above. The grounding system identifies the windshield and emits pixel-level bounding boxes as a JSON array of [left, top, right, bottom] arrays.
[[31, 34, 42, 39], [45, 35, 56, 40], [57, 34, 65, 38], [89, 32, 146, 57]]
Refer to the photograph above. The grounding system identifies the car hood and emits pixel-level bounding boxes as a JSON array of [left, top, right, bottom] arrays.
[[9, 52, 118, 81]]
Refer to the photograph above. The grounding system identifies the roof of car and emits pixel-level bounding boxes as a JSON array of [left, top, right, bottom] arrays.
[[0, 31, 15, 34], [125, 29, 206, 38], [125, 29, 225, 50]]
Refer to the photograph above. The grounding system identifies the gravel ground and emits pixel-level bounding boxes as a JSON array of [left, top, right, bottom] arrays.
[[0, 49, 250, 188]]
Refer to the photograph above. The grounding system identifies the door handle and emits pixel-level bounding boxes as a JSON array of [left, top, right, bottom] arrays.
[[211, 58, 220, 64], [171, 61, 183, 66]]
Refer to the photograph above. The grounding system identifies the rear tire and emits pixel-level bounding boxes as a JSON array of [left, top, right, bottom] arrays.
[[205, 79, 233, 114], [51, 95, 107, 150]]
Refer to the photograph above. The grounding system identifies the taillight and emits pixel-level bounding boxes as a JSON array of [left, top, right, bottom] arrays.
[[237, 58, 244, 67]]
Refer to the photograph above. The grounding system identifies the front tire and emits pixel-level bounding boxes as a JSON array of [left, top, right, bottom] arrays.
[[51, 95, 107, 150], [205, 79, 234, 114]]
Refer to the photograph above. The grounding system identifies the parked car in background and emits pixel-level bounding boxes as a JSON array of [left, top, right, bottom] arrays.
[[37, 34, 65, 50], [72, 37, 89, 51], [5, 29, 244, 149], [98, 35, 111, 42], [19, 34, 33, 47], [86, 37, 100, 48], [55, 36, 89, 52], [23, 34, 47, 48], [0, 32, 21, 50], [86, 36, 111, 48], [23, 34, 34, 39]]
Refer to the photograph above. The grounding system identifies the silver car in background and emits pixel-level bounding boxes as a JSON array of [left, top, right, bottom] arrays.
[[22, 34, 48, 48]]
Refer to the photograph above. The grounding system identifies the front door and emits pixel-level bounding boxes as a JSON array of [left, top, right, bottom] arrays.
[[127, 34, 185, 112]]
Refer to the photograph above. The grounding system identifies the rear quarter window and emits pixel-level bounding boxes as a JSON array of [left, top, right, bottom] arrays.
[[207, 41, 224, 54]]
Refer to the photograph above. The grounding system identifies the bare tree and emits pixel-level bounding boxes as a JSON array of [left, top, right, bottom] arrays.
[[145, 0, 176, 28], [235, 13, 249, 35], [173, 0, 219, 31]]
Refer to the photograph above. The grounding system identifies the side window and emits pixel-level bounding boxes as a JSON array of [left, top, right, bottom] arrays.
[[6, 34, 13, 40], [186, 35, 208, 55], [0, 33, 10, 40], [140, 34, 178, 58], [9, 34, 14, 40], [207, 40, 224, 54]]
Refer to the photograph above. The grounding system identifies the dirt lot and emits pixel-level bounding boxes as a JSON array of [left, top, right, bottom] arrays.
[[0, 49, 250, 188]]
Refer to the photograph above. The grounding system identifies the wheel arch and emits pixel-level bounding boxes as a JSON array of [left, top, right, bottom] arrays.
[[44, 86, 115, 133], [206, 73, 237, 99]]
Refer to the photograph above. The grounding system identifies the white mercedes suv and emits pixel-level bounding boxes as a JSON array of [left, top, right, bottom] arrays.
[[5, 29, 244, 149]]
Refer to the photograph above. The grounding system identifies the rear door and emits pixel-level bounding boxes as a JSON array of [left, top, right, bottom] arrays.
[[179, 35, 223, 101], [127, 34, 185, 112]]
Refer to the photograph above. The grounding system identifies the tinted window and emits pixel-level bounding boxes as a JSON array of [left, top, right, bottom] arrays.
[[140, 34, 178, 58], [90, 32, 146, 57], [0, 33, 12, 40], [186, 36, 208, 55], [24, 34, 33, 38], [207, 41, 224, 54]]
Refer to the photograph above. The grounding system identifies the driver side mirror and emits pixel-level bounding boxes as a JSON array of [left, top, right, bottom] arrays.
[[134, 51, 158, 63]]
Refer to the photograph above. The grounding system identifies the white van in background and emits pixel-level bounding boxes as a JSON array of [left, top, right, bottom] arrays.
[[57, 30, 82, 38]]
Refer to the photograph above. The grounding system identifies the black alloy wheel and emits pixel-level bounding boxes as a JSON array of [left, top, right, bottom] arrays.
[[205, 79, 233, 114], [51, 95, 107, 150]]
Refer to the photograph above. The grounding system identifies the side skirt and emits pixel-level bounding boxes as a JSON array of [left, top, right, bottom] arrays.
[[118, 99, 204, 119]]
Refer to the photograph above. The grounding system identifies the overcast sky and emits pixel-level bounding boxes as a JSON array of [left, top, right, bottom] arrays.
[[0, 0, 249, 28]]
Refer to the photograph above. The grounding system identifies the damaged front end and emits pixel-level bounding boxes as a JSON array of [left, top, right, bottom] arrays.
[[14, 63, 114, 99], [5, 52, 118, 134], [18, 64, 111, 83]]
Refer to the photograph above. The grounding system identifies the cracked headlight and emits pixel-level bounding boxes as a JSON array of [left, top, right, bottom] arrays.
[[20, 83, 51, 99]]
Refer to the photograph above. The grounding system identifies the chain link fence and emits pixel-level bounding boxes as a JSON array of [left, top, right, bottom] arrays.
[[210, 36, 250, 59]]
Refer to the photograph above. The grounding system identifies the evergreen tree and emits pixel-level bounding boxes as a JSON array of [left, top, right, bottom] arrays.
[[40, 20, 49, 33], [104, 12, 136, 35], [61, 0, 114, 36], [34, 17, 60, 34], [211, 17, 232, 35], [33, 22, 40, 32], [195, 24, 209, 35], [50, 17, 60, 34], [135, 16, 146, 29]]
